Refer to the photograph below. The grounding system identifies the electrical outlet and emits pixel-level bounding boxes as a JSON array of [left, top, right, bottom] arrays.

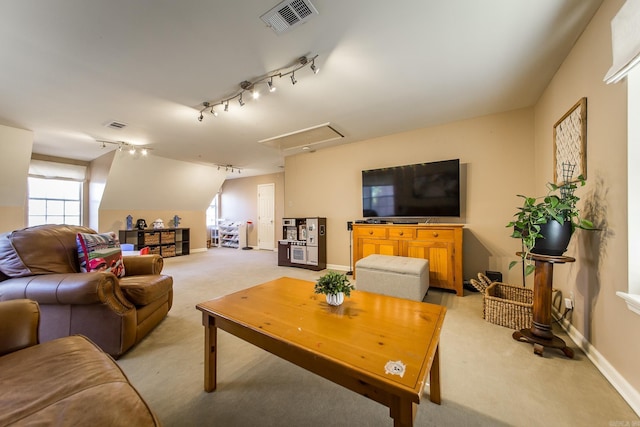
[[564, 297, 573, 310], [570, 291, 575, 309]]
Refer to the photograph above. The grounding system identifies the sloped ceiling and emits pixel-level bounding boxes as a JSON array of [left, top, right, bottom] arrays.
[[0, 0, 603, 177]]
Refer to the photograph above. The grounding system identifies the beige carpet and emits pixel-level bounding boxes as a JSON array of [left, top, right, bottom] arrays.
[[117, 248, 638, 426]]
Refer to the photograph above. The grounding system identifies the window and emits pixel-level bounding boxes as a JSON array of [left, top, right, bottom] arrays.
[[604, 0, 640, 314], [206, 194, 219, 227], [28, 177, 82, 226], [621, 65, 640, 314], [206, 194, 219, 246]]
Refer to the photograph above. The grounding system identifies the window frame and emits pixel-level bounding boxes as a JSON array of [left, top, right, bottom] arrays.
[[620, 65, 640, 314], [27, 176, 83, 227]]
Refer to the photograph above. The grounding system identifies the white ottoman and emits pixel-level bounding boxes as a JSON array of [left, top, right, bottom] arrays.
[[355, 254, 430, 301]]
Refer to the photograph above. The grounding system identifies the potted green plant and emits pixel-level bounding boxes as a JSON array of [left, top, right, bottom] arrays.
[[506, 174, 593, 276], [314, 271, 355, 306]]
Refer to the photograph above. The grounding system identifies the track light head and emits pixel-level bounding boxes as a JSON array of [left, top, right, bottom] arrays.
[[198, 113, 203, 122], [224, 101, 229, 112], [290, 72, 297, 85], [311, 60, 319, 74], [268, 78, 276, 92], [238, 94, 245, 106]]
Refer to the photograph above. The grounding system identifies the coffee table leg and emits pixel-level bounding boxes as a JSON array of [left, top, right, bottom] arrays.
[[429, 344, 441, 404], [202, 313, 217, 392], [390, 396, 416, 427]]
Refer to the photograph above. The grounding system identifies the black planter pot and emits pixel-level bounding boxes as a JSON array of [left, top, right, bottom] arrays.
[[531, 220, 573, 256]]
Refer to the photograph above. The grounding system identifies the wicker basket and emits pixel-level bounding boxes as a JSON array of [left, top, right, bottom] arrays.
[[144, 232, 160, 245], [484, 282, 533, 330], [161, 245, 176, 257], [160, 231, 175, 243]]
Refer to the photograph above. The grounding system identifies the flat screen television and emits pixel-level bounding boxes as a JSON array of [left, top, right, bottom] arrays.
[[362, 159, 460, 218]]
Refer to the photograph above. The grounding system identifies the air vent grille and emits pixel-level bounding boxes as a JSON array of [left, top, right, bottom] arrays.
[[290, 0, 313, 19], [104, 120, 128, 130], [260, 0, 318, 35]]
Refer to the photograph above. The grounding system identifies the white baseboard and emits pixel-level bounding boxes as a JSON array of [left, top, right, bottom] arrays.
[[326, 263, 351, 272], [554, 309, 640, 417]]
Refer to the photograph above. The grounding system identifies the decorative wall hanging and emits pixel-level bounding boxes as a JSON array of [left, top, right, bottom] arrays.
[[553, 97, 587, 184]]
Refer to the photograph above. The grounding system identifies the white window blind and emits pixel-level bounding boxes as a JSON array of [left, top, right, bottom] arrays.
[[29, 159, 86, 180], [604, 0, 640, 84]]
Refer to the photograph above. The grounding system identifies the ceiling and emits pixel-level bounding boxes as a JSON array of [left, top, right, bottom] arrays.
[[0, 0, 604, 177]]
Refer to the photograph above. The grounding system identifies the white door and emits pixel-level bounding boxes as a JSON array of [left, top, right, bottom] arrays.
[[257, 183, 275, 250]]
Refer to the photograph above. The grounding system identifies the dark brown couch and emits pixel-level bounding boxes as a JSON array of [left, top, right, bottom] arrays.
[[0, 224, 173, 358], [0, 299, 161, 426]]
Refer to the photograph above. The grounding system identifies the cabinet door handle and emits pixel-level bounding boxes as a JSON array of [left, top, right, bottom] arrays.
[[433, 232, 439, 237], [369, 231, 373, 235], [399, 231, 404, 236]]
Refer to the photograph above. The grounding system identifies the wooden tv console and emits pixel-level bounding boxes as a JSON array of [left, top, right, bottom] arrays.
[[352, 223, 464, 296]]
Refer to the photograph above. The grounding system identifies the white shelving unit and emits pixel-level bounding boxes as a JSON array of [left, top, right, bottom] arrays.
[[219, 222, 240, 248]]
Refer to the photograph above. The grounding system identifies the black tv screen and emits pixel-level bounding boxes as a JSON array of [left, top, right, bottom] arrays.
[[362, 159, 460, 218]]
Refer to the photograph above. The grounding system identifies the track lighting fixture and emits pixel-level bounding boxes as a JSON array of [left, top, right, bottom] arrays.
[[215, 164, 242, 174], [197, 54, 319, 122], [97, 140, 151, 157]]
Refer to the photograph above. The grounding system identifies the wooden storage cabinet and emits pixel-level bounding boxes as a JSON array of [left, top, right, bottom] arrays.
[[119, 228, 190, 257], [353, 224, 463, 296]]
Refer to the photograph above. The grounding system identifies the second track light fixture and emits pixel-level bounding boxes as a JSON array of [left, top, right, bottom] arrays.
[[98, 140, 150, 156], [197, 54, 319, 121]]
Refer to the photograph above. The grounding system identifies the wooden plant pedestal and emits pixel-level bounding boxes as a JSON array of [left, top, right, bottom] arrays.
[[512, 253, 575, 358]]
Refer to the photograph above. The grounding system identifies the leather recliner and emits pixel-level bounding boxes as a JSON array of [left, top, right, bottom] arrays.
[[0, 224, 173, 358], [0, 299, 161, 425]]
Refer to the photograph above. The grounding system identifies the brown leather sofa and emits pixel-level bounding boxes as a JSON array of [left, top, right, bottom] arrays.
[[0, 224, 173, 358], [0, 299, 161, 426]]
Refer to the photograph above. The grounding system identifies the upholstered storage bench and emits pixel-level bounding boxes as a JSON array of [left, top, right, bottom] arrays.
[[355, 254, 429, 301]]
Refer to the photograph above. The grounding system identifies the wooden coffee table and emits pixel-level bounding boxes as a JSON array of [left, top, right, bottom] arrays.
[[196, 277, 446, 427]]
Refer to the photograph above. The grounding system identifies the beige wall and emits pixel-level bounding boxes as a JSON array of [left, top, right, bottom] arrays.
[[0, 124, 32, 232], [220, 172, 285, 248], [284, 108, 535, 278], [534, 0, 640, 402]]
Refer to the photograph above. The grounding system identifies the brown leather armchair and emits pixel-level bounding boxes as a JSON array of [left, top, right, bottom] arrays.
[[0, 299, 161, 426], [0, 224, 173, 358]]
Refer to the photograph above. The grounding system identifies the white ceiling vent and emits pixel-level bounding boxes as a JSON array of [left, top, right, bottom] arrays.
[[103, 120, 128, 130], [260, 0, 319, 35]]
